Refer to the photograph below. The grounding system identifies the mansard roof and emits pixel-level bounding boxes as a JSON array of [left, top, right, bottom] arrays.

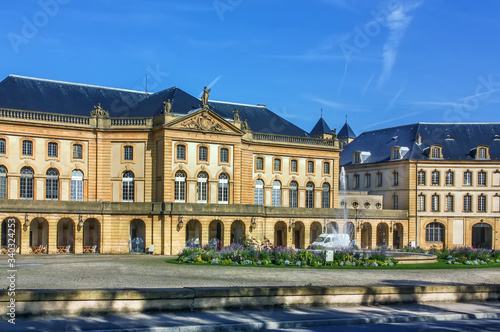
[[340, 123, 500, 166], [338, 121, 356, 139], [310, 117, 333, 135], [0, 74, 309, 137]]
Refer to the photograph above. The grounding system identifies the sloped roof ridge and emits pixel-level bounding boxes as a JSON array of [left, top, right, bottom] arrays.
[[360, 122, 419, 135], [8, 74, 150, 95]]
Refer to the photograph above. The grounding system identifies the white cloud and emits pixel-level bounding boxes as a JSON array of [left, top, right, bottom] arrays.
[[378, 1, 422, 87]]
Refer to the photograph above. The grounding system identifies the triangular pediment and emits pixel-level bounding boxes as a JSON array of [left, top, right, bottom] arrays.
[[167, 108, 243, 134]]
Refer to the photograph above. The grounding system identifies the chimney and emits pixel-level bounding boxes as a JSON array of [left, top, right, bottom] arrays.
[[416, 134, 422, 145]]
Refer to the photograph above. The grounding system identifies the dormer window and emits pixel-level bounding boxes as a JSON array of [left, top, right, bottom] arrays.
[[353, 152, 361, 164], [391, 147, 400, 160], [476, 146, 489, 159], [430, 145, 443, 159], [353, 151, 371, 164]]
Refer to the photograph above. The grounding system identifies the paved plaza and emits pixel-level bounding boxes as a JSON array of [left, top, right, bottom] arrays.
[[3, 254, 500, 289]]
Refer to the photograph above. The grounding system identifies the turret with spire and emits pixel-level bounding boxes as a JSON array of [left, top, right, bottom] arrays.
[[338, 115, 357, 148]]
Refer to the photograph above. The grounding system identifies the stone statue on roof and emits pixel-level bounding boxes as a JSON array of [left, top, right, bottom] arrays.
[[163, 99, 172, 114], [241, 119, 251, 131], [201, 86, 211, 109], [233, 108, 240, 121], [90, 103, 109, 118]]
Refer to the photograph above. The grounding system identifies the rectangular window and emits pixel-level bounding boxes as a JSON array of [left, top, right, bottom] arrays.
[[377, 173, 383, 187], [307, 161, 314, 173], [0, 170, 6, 199], [431, 195, 439, 212], [353, 174, 360, 189], [199, 146, 208, 162], [464, 171, 472, 186], [432, 171, 440, 185], [478, 148, 487, 159], [254, 181, 263, 205], [323, 162, 330, 174], [274, 158, 281, 172], [176, 145, 186, 160], [22, 140, 33, 156], [47, 142, 58, 158], [446, 195, 454, 212], [478, 172, 486, 186], [417, 171, 425, 185], [290, 159, 298, 173], [464, 195, 472, 212], [124, 146, 133, 161], [392, 149, 400, 160], [446, 171, 454, 186], [393, 172, 399, 186], [353, 153, 361, 164], [393, 195, 399, 210], [73, 144, 83, 159], [220, 148, 229, 163], [364, 174, 371, 188], [417, 195, 425, 211], [0, 139, 5, 154], [256, 157, 264, 171], [289, 182, 298, 207], [478, 195, 486, 212]]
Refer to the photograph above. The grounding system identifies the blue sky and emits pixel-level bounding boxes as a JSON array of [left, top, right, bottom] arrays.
[[2, 0, 500, 135]]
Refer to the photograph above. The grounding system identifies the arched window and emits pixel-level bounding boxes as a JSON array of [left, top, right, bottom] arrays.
[[122, 171, 135, 202], [70, 170, 84, 201], [197, 172, 208, 203], [306, 182, 314, 208], [272, 180, 281, 207], [425, 222, 444, 242], [254, 179, 264, 205], [322, 183, 330, 208], [417, 194, 425, 211], [0, 166, 7, 199], [175, 171, 186, 202], [46, 168, 59, 200], [289, 181, 298, 207], [218, 173, 229, 204], [20, 166, 34, 199]]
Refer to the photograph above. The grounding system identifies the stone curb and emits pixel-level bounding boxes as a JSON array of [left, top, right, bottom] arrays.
[[2, 285, 499, 317], [78, 311, 500, 331]]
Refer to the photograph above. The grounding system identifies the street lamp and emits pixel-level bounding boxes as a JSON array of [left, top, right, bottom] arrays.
[[23, 214, 29, 232], [77, 215, 84, 232]]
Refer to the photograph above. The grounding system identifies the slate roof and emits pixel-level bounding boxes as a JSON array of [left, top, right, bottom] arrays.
[[340, 123, 500, 166], [310, 117, 333, 135], [0, 75, 309, 137], [338, 121, 356, 139]]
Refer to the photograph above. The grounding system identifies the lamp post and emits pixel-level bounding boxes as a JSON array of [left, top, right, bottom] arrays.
[[77, 215, 84, 232], [23, 214, 29, 232]]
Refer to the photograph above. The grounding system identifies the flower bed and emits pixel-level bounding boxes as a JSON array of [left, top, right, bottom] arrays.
[[427, 247, 500, 265], [177, 244, 397, 268]]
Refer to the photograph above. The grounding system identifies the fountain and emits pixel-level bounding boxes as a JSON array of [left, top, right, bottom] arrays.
[[311, 167, 352, 249]]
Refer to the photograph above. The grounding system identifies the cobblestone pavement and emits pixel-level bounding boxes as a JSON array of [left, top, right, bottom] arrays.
[[3, 254, 500, 289]]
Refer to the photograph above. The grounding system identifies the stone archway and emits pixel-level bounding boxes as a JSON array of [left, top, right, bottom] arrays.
[[130, 219, 146, 253], [57, 218, 75, 253], [360, 223, 372, 249], [472, 223, 493, 249], [231, 220, 245, 244], [292, 221, 305, 249], [393, 223, 403, 249], [83, 219, 101, 252], [1, 217, 21, 253], [310, 222, 322, 244], [185, 220, 202, 246], [274, 221, 287, 247], [209, 220, 224, 248], [30, 218, 49, 252], [376, 223, 389, 247]]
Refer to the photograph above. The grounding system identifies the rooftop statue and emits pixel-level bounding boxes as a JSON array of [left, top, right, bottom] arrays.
[[163, 99, 172, 114], [201, 86, 211, 109]]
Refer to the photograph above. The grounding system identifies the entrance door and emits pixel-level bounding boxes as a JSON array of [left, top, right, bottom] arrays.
[[472, 223, 492, 249]]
